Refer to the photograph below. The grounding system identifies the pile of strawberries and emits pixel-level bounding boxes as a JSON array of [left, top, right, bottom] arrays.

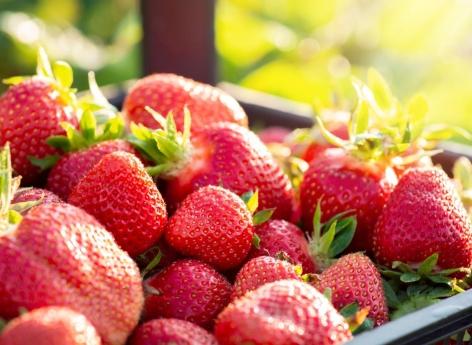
[[0, 49, 471, 345]]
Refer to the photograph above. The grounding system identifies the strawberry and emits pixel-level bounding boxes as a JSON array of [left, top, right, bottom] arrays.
[[143, 259, 232, 327], [373, 167, 472, 270], [129, 318, 218, 345], [130, 115, 295, 220], [0, 146, 143, 345], [313, 253, 389, 326], [0, 306, 100, 345], [248, 219, 316, 273], [69, 151, 167, 257], [257, 127, 291, 144], [215, 279, 352, 345], [0, 48, 79, 184], [47, 139, 136, 200], [300, 148, 397, 253], [166, 186, 266, 270], [123, 73, 247, 132], [12, 188, 62, 207], [231, 256, 301, 300]]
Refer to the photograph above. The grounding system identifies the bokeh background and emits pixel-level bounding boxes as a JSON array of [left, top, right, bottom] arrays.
[[1, 0, 472, 137]]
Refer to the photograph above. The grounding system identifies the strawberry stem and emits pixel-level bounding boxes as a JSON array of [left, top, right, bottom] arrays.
[[0, 144, 22, 233]]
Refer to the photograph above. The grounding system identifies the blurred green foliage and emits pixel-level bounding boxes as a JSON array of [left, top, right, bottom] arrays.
[[216, 0, 472, 137], [1, 0, 472, 139], [0, 0, 141, 91]]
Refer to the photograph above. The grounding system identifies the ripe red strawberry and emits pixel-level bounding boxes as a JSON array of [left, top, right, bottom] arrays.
[[215, 279, 352, 345], [373, 167, 472, 270], [248, 219, 316, 273], [129, 318, 218, 345], [0, 202, 144, 345], [0, 306, 100, 345], [313, 253, 389, 326], [231, 256, 301, 300], [47, 139, 137, 200], [0, 49, 79, 183], [257, 127, 291, 144], [12, 188, 62, 206], [166, 185, 255, 270], [123, 73, 247, 132], [69, 151, 167, 257], [132, 119, 295, 220], [300, 148, 398, 253], [143, 259, 232, 327]]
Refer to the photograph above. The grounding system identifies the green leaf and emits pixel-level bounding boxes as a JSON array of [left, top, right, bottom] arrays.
[[46, 136, 71, 151], [453, 157, 472, 189], [383, 279, 400, 308], [423, 124, 472, 142], [141, 248, 162, 278], [3, 76, 27, 85], [327, 217, 356, 257], [427, 275, 451, 285], [312, 200, 322, 242], [182, 107, 192, 144], [8, 209, 22, 224], [29, 155, 60, 171], [418, 253, 439, 276], [252, 208, 275, 226], [367, 68, 394, 111], [392, 261, 413, 273], [36, 47, 53, 79], [240, 191, 254, 204], [53, 61, 73, 88], [400, 272, 421, 283], [246, 189, 259, 214], [339, 302, 359, 318], [316, 116, 348, 147], [406, 94, 428, 139], [319, 220, 336, 255], [0, 144, 13, 218], [79, 110, 97, 142], [323, 287, 332, 302], [145, 106, 167, 128], [252, 233, 261, 249], [350, 99, 369, 136], [353, 318, 374, 335]]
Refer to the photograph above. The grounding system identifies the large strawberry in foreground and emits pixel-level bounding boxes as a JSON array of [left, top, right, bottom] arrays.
[[131, 114, 295, 220], [0, 306, 101, 345], [69, 151, 167, 257], [0, 146, 143, 345], [123, 73, 248, 132], [0, 48, 78, 183], [373, 167, 472, 270], [215, 279, 352, 345]]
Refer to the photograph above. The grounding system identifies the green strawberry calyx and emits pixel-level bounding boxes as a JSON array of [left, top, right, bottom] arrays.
[[0, 144, 23, 234], [31, 72, 125, 170], [139, 247, 163, 279], [241, 190, 275, 227], [4, 47, 78, 111], [339, 302, 374, 335], [380, 253, 470, 320], [129, 107, 192, 179], [316, 68, 471, 164], [307, 199, 357, 272]]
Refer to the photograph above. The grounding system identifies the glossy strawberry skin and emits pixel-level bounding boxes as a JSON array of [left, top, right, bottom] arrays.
[[314, 253, 389, 326], [143, 259, 232, 327], [215, 279, 352, 345], [12, 188, 62, 206], [373, 167, 472, 269], [231, 256, 300, 300], [69, 151, 167, 257], [123, 73, 247, 132], [164, 122, 296, 220], [47, 139, 137, 200], [300, 148, 398, 253], [166, 186, 253, 270], [0, 306, 101, 345], [129, 318, 218, 345], [0, 79, 78, 184], [0, 203, 144, 345], [248, 219, 316, 273]]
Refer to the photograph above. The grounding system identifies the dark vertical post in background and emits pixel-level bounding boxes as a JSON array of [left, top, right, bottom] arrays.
[[140, 0, 217, 85]]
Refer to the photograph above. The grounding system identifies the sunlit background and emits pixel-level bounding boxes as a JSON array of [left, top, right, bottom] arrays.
[[1, 0, 472, 137]]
